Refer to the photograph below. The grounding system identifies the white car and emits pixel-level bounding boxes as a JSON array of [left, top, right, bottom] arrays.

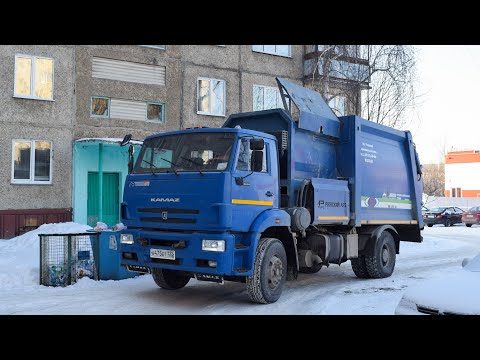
[[395, 254, 480, 315]]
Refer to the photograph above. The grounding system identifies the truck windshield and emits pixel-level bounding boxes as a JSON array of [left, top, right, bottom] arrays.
[[133, 132, 235, 174]]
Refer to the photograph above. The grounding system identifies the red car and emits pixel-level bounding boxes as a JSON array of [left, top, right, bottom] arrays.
[[462, 206, 480, 227]]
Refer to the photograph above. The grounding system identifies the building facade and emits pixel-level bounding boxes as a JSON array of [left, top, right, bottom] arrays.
[[444, 150, 480, 198], [0, 45, 368, 238]]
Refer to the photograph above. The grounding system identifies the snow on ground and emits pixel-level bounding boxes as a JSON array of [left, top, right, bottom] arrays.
[[1, 223, 480, 315]]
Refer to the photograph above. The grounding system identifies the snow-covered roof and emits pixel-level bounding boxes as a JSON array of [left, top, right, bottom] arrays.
[[75, 138, 143, 145]]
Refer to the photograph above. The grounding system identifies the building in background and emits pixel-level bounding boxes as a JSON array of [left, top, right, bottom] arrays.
[[0, 45, 369, 238], [444, 150, 480, 198]]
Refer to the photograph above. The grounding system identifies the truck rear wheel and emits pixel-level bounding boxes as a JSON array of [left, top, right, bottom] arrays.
[[351, 255, 370, 278], [364, 231, 396, 278], [246, 238, 287, 304], [152, 268, 190, 290]]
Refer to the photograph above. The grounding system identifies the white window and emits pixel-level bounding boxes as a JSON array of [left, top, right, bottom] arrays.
[[328, 95, 346, 116], [14, 55, 54, 100], [253, 85, 284, 111], [197, 78, 226, 116], [252, 45, 291, 57], [12, 140, 52, 184]]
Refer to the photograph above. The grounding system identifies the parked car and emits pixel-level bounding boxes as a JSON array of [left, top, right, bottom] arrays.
[[422, 206, 464, 227], [395, 253, 480, 315], [462, 206, 480, 227], [421, 205, 429, 215]]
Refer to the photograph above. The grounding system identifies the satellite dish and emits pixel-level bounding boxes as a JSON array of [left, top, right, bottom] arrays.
[[120, 134, 132, 147]]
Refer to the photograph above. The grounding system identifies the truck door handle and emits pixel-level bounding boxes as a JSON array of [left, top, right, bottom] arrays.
[[265, 191, 274, 197]]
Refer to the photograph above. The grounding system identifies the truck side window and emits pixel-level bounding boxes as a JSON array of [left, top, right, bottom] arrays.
[[236, 139, 268, 173]]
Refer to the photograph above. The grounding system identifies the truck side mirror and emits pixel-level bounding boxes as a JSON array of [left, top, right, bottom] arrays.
[[250, 138, 264, 150], [121, 134, 132, 147], [252, 150, 263, 172]]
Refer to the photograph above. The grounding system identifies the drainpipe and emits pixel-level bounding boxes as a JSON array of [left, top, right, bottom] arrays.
[[98, 143, 103, 223]]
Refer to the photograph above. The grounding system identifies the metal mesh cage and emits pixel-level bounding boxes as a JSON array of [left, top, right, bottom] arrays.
[[39, 233, 99, 286]]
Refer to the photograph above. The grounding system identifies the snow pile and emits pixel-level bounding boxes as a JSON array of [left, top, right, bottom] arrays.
[[0, 222, 92, 251], [0, 222, 92, 289]]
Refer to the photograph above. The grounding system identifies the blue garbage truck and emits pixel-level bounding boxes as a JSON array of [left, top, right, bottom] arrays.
[[119, 78, 423, 303]]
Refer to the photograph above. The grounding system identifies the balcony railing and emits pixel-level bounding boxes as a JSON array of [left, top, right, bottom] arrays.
[[304, 45, 370, 85]]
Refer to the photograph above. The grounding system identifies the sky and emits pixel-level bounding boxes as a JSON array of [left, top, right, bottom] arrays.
[[410, 45, 480, 164]]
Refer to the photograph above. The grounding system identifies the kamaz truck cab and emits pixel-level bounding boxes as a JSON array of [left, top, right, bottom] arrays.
[[119, 78, 423, 304]]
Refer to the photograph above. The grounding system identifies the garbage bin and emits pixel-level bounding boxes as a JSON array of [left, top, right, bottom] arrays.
[[88, 230, 139, 280], [39, 233, 99, 287]]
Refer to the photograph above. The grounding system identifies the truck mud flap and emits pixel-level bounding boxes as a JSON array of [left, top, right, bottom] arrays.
[[126, 265, 150, 273], [195, 273, 224, 284]]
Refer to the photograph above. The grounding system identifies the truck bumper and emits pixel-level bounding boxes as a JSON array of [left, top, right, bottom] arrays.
[[119, 229, 247, 277]]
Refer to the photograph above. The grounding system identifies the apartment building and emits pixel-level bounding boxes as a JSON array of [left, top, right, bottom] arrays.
[[0, 45, 368, 238]]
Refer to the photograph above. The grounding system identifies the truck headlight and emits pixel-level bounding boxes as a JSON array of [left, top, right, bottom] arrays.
[[120, 234, 134, 244], [202, 240, 225, 252]]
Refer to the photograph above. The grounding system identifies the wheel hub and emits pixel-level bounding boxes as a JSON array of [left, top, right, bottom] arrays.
[[268, 255, 283, 289], [381, 246, 390, 266]]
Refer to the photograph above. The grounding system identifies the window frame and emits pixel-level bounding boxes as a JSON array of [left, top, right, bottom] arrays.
[[90, 96, 111, 118], [145, 101, 166, 123], [11, 139, 53, 185], [252, 45, 291, 58], [14, 54, 55, 101], [252, 84, 284, 111], [197, 77, 226, 117]]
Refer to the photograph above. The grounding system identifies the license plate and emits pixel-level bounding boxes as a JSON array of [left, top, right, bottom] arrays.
[[428, 215, 434, 218], [467, 215, 474, 218], [150, 248, 175, 260]]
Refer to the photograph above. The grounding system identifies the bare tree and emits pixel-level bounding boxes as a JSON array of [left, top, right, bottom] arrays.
[[307, 45, 418, 129], [422, 163, 445, 205]]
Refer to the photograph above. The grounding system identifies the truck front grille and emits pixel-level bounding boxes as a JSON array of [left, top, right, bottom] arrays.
[[138, 208, 199, 214], [138, 207, 199, 224]]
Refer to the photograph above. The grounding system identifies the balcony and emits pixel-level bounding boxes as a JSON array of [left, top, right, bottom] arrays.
[[304, 45, 370, 87]]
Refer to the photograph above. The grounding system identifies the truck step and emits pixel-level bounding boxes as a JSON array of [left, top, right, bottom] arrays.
[[235, 244, 248, 249], [234, 268, 249, 273]]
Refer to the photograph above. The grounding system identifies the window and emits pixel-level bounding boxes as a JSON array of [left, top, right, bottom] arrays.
[[140, 45, 166, 50], [91, 96, 110, 118], [236, 139, 268, 173], [12, 140, 52, 184], [253, 85, 284, 111], [92, 98, 165, 123], [14, 55, 54, 100], [451, 188, 462, 197], [252, 45, 291, 57], [197, 78, 226, 116], [328, 95, 346, 116], [146, 102, 165, 122]]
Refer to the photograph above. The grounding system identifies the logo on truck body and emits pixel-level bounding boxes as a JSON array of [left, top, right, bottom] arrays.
[[150, 198, 180, 203]]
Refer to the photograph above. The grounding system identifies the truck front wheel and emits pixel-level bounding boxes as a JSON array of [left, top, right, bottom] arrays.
[[152, 268, 190, 290], [364, 231, 396, 278], [246, 238, 287, 304], [351, 255, 371, 278]]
